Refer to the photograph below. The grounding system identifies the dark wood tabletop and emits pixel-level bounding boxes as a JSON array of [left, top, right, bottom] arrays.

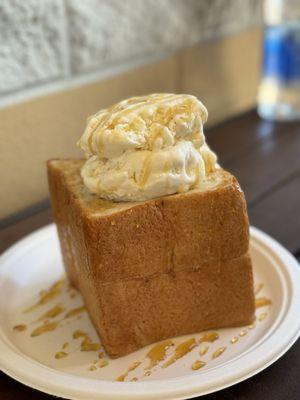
[[1, 110, 300, 399]]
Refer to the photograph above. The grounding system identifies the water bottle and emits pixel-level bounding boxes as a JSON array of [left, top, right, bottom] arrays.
[[257, 0, 300, 121]]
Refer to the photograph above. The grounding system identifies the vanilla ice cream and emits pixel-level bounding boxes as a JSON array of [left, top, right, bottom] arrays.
[[78, 93, 217, 201]]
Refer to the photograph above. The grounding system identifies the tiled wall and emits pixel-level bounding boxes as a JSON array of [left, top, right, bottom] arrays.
[[0, 0, 261, 104]]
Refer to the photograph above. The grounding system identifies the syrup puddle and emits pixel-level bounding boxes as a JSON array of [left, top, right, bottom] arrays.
[[145, 339, 174, 369], [162, 338, 197, 368]]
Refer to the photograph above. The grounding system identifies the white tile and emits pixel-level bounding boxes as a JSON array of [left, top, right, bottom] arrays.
[[0, 0, 69, 93]]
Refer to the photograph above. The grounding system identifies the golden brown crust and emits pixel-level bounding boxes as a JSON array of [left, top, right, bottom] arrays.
[[47, 159, 255, 358]]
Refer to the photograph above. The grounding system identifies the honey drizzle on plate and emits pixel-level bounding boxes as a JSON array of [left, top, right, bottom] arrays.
[[116, 361, 141, 382], [23, 279, 65, 313], [254, 283, 264, 295], [15, 277, 273, 379], [199, 332, 219, 343], [191, 360, 206, 370], [199, 346, 209, 356], [145, 339, 174, 369], [13, 324, 27, 332], [31, 321, 59, 337], [255, 297, 272, 308], [212, 347, 226, 359], [162, 338, 197, 368], [55, 351, 68, 359], [37, 304, 65, 321], [72, 330, 101, 351], [73, 329, 87, 339], [259, 312, 267, 321], [64, 306, 86, 319]]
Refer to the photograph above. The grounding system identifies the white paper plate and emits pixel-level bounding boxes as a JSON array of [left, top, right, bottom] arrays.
[[0, 224, 300, 400]]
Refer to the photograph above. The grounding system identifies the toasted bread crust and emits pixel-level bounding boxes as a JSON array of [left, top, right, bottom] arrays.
[[47, 159, 255, 357]]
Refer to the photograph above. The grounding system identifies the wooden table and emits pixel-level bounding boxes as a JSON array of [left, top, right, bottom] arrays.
[[1, 110, 300, 399]]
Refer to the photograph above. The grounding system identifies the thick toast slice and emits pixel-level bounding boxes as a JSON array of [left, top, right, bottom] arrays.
[[47, 159, 255, 357]]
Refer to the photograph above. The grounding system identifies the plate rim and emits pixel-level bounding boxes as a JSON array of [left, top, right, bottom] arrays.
[[0, 224, 300, 400]]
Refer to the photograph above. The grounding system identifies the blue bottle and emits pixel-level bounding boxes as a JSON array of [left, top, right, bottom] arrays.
[[257, 0, 300, 121]]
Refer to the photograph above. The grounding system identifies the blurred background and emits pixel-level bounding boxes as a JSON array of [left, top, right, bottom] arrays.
[[0, 0, 262, 220], [0, 0, 299, 259]]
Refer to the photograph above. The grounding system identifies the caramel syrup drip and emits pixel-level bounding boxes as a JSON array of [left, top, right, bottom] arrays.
[[72, 330, 101, 351], [31, 321, 59, 337], [199, 332, 219, 344], [73, 329, 87, 339], [239, 330, 247, 337], [259, 313, 267, 321], [98, 359, 109, 368], [23, 279, 65, 313], [191, 360, 206, 370], [145, 339, 174, 370], [13, 324, 27, 332], [116, 361, 141, 382], [230, 336, 239, 344], [55, 351, 68, 359], [162, 338, 197, 368], [139, 153, 152, 187], [199, 346, 209, 356], [64, 306, 86, 319], [81, 337, 101, 352], [212, 347, 226, 359], [37, 304, 65, 321], [255, 297, 272, 308], [254, 283, 264, 295]]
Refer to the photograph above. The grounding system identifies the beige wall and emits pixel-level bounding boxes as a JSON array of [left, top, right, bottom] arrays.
[[0, 28, 262, 221]]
